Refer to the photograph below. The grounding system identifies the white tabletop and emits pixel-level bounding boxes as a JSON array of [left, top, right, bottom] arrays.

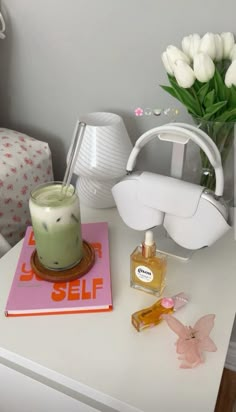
[[0, 206, 235, 412]]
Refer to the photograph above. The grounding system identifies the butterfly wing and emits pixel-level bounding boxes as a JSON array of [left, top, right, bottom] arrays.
[[162, 314, 187, 338], [194, 314, 217, 352], [194, 314, 215, 338], [199, 336, 217, 352], [163, 314, 190, 354]]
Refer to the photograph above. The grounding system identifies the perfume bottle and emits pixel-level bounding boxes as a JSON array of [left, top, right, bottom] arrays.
[[131, 292, 188, 332], [130, 230, 167, 296]]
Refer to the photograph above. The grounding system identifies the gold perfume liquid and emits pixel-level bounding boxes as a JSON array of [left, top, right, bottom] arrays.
[[130, 230, 167, 296], [131, 292, 188, 332]]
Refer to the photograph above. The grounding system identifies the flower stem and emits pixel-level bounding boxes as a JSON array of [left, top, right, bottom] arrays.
[[197, 120, 234, 193]]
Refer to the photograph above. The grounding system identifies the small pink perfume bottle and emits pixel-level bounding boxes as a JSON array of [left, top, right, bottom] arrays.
[[130, 230, 167, 296]]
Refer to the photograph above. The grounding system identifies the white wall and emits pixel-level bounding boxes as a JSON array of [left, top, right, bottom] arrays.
[[0, 0, 235, 179]]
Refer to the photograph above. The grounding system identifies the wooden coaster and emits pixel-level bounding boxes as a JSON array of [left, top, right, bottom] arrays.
[[30, 240, 95, 283]]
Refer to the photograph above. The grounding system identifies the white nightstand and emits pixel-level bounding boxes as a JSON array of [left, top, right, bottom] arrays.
[[0, 206, 235, 412]]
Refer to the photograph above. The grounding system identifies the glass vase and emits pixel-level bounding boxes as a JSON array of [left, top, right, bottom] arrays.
[[193, 119, 235, 205]]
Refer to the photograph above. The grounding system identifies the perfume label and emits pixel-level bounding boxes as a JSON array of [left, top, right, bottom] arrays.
[[135, 265, 153, 282]]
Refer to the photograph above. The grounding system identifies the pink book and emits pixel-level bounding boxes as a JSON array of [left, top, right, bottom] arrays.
[[5, 222, 113, 316]]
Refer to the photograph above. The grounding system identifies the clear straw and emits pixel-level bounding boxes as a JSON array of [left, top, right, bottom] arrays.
[[61, 121, 86, 196]]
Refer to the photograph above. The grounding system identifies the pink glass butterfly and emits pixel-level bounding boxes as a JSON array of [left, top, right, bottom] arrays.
[[163, 314, 217, 368]]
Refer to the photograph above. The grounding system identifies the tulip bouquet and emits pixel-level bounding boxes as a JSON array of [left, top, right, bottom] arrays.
[[161, 32, 236, 194]]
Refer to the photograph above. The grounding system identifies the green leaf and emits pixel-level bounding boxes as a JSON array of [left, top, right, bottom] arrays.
[[192, 79, 202, 92], [228, 85, 236, 109], [160, 85, 177, 99], [216, 107, 236, 122], [168, 76, 202, 117], [203, 101, 227, 120], [197, 83, 209, 104], [213, 67, 227, 102], [204, 90, 215, 108], [190, 87, 204, 117]]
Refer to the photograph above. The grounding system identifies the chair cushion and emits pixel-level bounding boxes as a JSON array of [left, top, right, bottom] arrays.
[[0, 128, 54, 246]]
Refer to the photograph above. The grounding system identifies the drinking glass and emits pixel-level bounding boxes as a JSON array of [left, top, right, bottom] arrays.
[[29, 181, 83, 270]]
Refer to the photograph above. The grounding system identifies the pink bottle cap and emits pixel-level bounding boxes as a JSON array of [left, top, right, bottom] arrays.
[[161, 292, 189, 311], [161, 297, 174, 309]]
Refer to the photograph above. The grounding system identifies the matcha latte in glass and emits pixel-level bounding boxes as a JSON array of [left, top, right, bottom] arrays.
[[29, 181, 83, 271]]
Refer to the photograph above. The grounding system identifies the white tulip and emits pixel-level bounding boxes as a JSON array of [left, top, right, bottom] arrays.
[[199, 32, 216, 60], [230, 44, 236, 61], [182, 33, 201, 60], [182, 36, 191, 57], [166, 45, 190, 68], [214, 34, 224, 61], [193, 52, 215, 82], [161, 51, 174, 75], [173, 59, 196, 88], [181, 36, 191, 59], [225, 60, 236, 87], [221, 32, 235, 59]]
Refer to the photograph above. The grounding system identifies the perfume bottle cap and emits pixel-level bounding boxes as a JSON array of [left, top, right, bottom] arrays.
[[172, 292, 189, 311], [161, 297, 174, 309], [145, 230, 154, 246], [142, 230, 156, 258]]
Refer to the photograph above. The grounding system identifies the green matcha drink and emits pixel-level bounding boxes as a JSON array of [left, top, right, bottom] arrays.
[[29, 182, 83, 270]]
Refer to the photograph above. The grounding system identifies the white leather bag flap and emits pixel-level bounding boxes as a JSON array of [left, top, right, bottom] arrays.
[[137, 172, 204, 218]]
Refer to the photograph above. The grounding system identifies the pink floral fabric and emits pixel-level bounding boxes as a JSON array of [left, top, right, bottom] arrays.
[[0, 128, 53, 247]]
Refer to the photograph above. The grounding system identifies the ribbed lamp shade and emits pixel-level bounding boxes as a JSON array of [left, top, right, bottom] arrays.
[[68, 112, 133, 208], [76, 177, 119, 209], [72, 112, 133, 180]]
